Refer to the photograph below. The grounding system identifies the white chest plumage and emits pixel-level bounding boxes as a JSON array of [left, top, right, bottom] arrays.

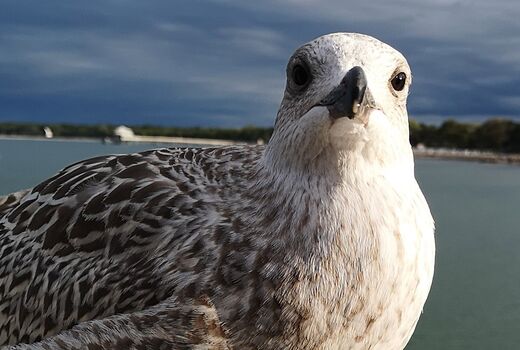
[[272, 165, 435, 350], [336, 179, 433, 350]]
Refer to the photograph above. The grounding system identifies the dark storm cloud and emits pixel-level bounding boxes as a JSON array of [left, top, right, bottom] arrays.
[[0, 0, 519, 126]]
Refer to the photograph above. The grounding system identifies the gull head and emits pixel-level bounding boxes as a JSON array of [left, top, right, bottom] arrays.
[[266, 33, 414, 174]]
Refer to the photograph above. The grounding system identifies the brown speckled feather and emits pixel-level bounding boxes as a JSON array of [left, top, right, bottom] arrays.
[[1, 146, 261, 348]]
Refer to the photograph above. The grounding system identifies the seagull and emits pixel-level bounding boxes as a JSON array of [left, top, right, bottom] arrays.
[[0, 33, 435, 350]]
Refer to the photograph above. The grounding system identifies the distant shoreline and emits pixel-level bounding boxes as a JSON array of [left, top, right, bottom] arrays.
[[413, 148, 520, 165], [2, 134, 519, 165], [0, 134, 99, 143], [0, 134, 241, 146]]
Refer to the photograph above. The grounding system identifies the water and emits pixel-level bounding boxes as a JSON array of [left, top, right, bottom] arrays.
[[1, 139, 520, 349], [0, 139, 183, 195], [408, 159, 520, 349]]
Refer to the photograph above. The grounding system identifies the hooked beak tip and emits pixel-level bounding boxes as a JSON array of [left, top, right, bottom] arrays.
[[317, 66, 368, 120]]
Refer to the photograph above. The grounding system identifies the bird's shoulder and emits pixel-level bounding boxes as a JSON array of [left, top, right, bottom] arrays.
[[0, 145, 262, 258]]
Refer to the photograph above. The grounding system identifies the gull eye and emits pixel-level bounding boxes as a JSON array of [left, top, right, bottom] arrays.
[[391, 72, 407, 91], [292, 64, 310, 87]]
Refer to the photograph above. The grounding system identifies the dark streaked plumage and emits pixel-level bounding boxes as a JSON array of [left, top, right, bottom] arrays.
[[1, 146, 259, 348], [1, 33, 434, 350]]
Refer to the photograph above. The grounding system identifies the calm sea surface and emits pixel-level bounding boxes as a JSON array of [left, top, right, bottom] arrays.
[[1, 139, 520, 349]]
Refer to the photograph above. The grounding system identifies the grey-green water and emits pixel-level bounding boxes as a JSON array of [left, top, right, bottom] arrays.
[[1, 139, 520, 349]]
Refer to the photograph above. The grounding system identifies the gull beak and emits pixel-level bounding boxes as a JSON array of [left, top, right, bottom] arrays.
[[317, 66, 375, 124]]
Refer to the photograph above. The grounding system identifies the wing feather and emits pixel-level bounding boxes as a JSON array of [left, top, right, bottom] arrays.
[[0, 146, 261, 346]]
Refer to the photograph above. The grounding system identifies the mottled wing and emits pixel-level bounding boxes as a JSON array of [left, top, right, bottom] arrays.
[[0, 146, 260, 346]]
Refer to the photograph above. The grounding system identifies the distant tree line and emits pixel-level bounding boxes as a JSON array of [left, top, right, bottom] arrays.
[[409, 118, 520, 153], [1, 118, 519, 153]]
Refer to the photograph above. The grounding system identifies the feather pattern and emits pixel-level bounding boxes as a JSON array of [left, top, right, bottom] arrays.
[[1, 146, 258, 348]]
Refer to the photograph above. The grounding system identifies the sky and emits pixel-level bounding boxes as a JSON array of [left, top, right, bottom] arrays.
[[1, 0, 519, 127]]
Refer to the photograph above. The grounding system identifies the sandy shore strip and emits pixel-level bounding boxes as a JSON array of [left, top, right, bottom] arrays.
[[414, 147, 520, 165], [0, 134, 242, 146]]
